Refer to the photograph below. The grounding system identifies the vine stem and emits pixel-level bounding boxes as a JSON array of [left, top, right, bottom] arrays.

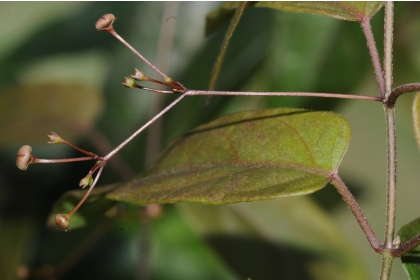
[[381, 2, 395, 280]]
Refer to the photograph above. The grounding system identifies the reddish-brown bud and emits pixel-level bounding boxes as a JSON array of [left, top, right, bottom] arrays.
[[55, 214, 71, 230], [95, 14, 116, 31], [47, 131, 63, 144], [16, 145, 33, 170]]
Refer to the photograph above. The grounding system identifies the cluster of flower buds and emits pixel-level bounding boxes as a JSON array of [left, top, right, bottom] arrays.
[[95, 14, 186, 94], [17, 13, 189, 231], [16, 132, 105, 230]]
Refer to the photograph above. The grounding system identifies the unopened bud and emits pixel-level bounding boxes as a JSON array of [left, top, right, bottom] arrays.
[[164, 77, 173, 84], [55, 214, 70, 230], [16, 145, 33, 170], [122, 77, 137, 88], [79, 175, 93, 188], [131, 68, 148, 81], [392, 235, 401, 249], [95, 14, 116, 31], [47, 132, 63, 144]]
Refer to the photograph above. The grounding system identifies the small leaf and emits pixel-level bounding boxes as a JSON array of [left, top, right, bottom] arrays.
[[108, 108, 351, 205], [48, 184, 118, 230], [398, 217, 420, 279], [255, 2, 385, 22], [412, 93, 420, 151], [0, 83, 103, 147]]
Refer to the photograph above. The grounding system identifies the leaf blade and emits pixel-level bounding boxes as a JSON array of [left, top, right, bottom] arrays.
[[108, 108, 351, 205], [398, 217, 420, 279]]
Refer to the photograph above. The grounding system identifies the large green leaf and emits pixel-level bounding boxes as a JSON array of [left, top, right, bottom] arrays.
[[255, 2, 385, 22], [177, 197, 370, 280], [107, 108, 351, 205], [398, 217, 420, 279]]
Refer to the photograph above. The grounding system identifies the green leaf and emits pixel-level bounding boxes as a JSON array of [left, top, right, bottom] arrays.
[[398, 217, 420, 279], [107, 108, 351, 205], [412, 93, 420, 151], [0, 83, 103, 147], [177, 197, 370, 280], [255, 2, 385, 22], [48, 184, 118, 230]]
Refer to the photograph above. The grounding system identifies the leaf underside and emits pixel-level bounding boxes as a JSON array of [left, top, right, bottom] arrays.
[[107, 108, 351, 206]]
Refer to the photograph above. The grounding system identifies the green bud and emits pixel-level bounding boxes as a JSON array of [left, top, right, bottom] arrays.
[[131, 68, 148, 81], [47, 132, 63, 144], [79, 175, 93, 188], [122, 77, 137, 88]]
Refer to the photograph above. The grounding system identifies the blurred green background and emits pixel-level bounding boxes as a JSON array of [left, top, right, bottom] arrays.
[[1, 2, 420, 279]]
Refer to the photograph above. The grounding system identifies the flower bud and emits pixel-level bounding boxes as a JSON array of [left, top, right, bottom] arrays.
[[122, 77, 137, 88], [79, 175, 93, 188], [392, 235, 401, 249], [47, 132, 63, 144], [16, 145, 33, 170], [131, 68, 148, 81], [95, 14, 116, 31], [55, 214, 70, 230], [164, 77, 173, 84]]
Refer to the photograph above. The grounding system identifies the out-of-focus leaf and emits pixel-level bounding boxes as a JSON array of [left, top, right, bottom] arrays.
[[398, 217, 420, 279], [177, 196, 370, 280], [208, 2, 247, 90], [0, 83, 103, 147], [47, 184, 118, 230], [0, 219, 35, 280], [412, 93, 420, 151], [205, 2, 384, 37], [255, 2, 384, 22], [108, 108, 351, 205]]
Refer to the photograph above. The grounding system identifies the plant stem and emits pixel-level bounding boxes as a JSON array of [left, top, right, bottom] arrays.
[[380, 250, 394, 280], [384, 106, 397, 249], [360, 18, 386, 98], [33, 157, 94, 164], [381, 3, 396, 279], [103, 93, 187, 161], [384, 2, 394, 99], [107, 28, 171, 82], [330, 174, 382, 252], [185, 89, 383, 102], [68, 165, 104, 217]]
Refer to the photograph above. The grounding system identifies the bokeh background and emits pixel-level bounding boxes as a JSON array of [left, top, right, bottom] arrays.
[[1, 2, 420, 279]]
